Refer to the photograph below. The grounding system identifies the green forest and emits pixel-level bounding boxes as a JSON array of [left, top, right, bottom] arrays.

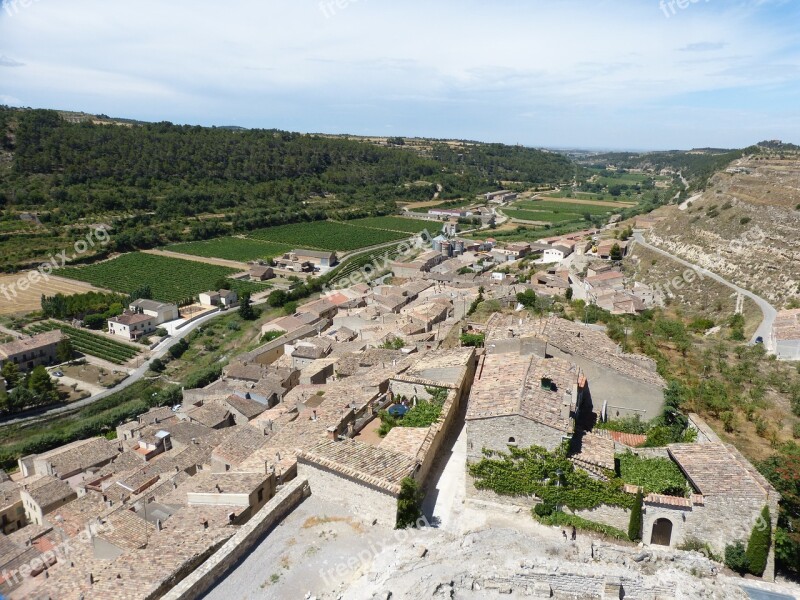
[[0, 107, 575, 269]]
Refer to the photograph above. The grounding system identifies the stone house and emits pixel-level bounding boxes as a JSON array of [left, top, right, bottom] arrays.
[[0, 330, 63, 373], [20, 475, 77, 526], [108, 312, 155, 340], [466, 352, 587, 462]]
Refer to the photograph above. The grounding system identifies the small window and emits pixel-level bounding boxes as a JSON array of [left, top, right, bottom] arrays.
[[508, 437, 517, 445], [258, 488, 264, 503]]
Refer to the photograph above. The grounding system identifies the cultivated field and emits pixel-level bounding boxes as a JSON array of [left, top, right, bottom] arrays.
[[346, 216, 433, 234], [514, 200, 617, 215], [166, 238, 291, 262], [249, 220, 409, 252], [61, 253, 268, 303], [0, 274, 105, 316], [26, 321, 142, 365], [502, 208, 586, 223]]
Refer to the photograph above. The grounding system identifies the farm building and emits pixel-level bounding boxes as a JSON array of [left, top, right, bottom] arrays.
[[294, 249, 338, 269], [249, 265, 275, 281], [199, 288, 239, 308], [0, 330, 64, 372], [129, 299, 179, 324], [108, 312, 155, 341]]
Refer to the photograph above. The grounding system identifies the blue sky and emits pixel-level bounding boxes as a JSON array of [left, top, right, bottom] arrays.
[[1, 0, 799, 149]]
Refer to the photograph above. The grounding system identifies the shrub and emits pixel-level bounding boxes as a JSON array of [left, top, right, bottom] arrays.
[[679, 537, 720, 562], [533, 511, 629, 541], [618, 452, 690, 496], [725, 541, 750, 575], [396, 477, 423, 529], [628, 491, 643, 541], [534, 502, 555, 517], [746, 506, 772, 576]]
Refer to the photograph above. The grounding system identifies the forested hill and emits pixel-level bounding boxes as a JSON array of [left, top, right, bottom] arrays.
[[0, 107, 574, 229]]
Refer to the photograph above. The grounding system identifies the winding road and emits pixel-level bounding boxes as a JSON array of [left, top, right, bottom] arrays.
[[0, 307, 230, 426], [632, 232, 777, 349]]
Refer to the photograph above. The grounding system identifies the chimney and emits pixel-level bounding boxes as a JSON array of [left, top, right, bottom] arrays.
[[156, 519, 162, 532]]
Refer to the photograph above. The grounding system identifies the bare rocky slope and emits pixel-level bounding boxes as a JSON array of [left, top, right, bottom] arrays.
[[644, 153, 800, 307]]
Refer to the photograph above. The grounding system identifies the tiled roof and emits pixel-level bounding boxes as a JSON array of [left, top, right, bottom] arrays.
[[592, 429, 647, 447], [571, 432, 615, 471], [212, 424, 270, 466], [185, 403, 231, 428], [379, 427, 431, 458], [0, 330, 63, 359], [467, 352, 580, 433], [23, 475, 75, 508], [37, 437, 118, 476], [224, 394, 267, 420], [299, 438, 417, 495], [668, 443, 775, 499], [644, 494, 692, 508]]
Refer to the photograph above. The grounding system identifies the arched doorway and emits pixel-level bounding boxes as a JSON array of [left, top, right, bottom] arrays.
[[651, 518, 673, 546]]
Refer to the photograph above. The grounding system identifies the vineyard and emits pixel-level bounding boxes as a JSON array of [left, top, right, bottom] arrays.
[[514, 200, 617, 215], [346, 216, 434, 235], [329, 242, 407, 286], [248, 220, 409, 252], [166, 238, 291, 262], [502, 208, 587, 223], [61, 253, 267, 303], [26, 321, 142, 365]]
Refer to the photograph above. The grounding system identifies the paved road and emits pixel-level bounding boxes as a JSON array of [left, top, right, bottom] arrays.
[[632, 232, 777, 349], [0, 308, 226, 426]]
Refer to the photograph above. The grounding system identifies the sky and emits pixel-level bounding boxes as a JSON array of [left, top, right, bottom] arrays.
[[1, 0, 799, 150]]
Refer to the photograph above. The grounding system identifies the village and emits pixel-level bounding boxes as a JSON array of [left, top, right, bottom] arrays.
[[0, 211, 792, 600]]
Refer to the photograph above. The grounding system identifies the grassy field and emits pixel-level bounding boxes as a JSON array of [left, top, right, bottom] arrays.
[[166, 238, 291, 262], [514, 200, 617, 215], [62, 253, 267, 303], [249, 220, 409, 252], [346, 216, 434, 234], [503, 208, 586, 223], [542, 190, 635, 203], [26, 320, 141, 365]]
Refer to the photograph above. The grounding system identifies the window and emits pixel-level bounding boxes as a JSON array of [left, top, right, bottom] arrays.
[[508, 437, 517, 445], [258, 488, 264, 503]]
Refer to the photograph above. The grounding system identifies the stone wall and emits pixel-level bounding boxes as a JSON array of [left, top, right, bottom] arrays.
[[467, 415, 565, 463], [297, 461, 399, 527], [569, 504, 631, 532], [158, 478, 310, 600]]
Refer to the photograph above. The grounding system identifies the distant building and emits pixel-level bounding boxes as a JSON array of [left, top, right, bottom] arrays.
[[0, 330, 63, 372], [129, 299, 179, 324], [108, 312, 155, 341], [293, 249, 338, 269], [20, 475, 77, 526], [542, 245, 573, 263], [249, 265, 276, 281], [199, 289, 239, 308]]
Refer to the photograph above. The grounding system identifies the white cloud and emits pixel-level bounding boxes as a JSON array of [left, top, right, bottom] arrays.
[[0, 0, 798, 146]]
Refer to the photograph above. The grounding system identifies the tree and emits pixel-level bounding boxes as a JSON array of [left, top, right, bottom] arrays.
[[396, 477, 423, 529], [168, 338, 189, 359], [238, 292, 256, 320], [149, 358, 166, 373], [55, 338, 74, 363], [746, 506, 772, 576], [268, 290, 288, 308], [517, 289, 537, 309], [628, 491, 643, 541], [28, 366, 58, 404], [565, 288, 574, 301], [84, 313, 106, 330], [610, 243, 623, 261], [1, 362, 21, 388], [283, 301, 298, 316]]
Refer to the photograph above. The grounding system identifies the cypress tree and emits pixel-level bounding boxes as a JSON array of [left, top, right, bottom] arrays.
[[746, 506, 772, 576], [628, 491, 643, 541]]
